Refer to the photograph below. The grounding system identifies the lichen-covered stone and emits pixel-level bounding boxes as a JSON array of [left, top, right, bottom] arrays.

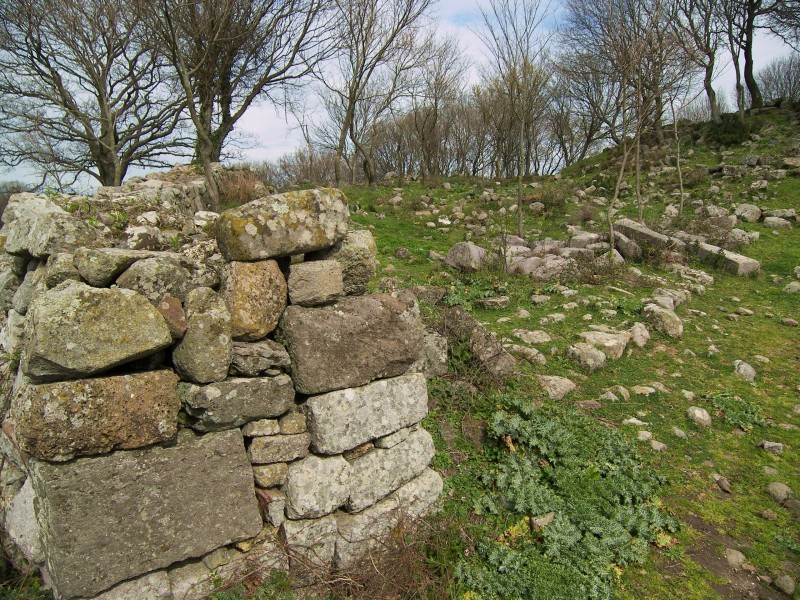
[[577, 331, 629, 360], [281, 515, 337, 583], [172, 287, 232, 384], [3, 200, 97, 258], [643, 304, 683, 338], [306, 230, 377, 295], [278, 295, 424, 395], [30, 429, 262, 598], [21, 281, 172, 382], [44, 253, 80, 287], [287, 260, 344, 306], [9, 370, 180, 461], [284, 455, 350, 519], [305, 373, 428, 454], [335, 469, 442, 567], [444, 241, 489, 272], [220, 260, 287, 341], [73, 248, 158, 287], [179, 375, 295, 432], [248, 433, 311, 464], [253, 463, 288, 488], [116, 255, 219, 303], [11, 261, 46, 315], [346, 428, 435, 512], [216, 188, 350, 261], [230, 340, 291, 377]]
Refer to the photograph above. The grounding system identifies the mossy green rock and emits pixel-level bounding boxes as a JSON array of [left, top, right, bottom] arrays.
[[215, 188, 350, 261], [21, 281, 172, 382]]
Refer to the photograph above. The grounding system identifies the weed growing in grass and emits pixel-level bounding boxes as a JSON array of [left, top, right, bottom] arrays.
[[459, 400, 677, 599], [706, 391, 766, 431]]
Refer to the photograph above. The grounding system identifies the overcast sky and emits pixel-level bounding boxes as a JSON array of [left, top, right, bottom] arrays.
[[234, 0, 794, 165]]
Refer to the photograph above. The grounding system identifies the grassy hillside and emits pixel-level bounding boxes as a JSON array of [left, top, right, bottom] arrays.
[[316, 109, 800, 599]]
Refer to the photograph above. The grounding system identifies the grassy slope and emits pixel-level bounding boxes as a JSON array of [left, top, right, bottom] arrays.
[[339, 111, 799, 599]]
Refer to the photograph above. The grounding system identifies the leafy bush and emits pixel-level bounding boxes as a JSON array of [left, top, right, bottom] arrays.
[[706, 114, 750, 146], [706, 391, 765, 431], [459, 402, 677, 599]]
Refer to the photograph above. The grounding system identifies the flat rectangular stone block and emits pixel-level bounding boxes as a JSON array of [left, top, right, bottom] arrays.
[[305, 373, 428, 454], [30, 429, 262, 598], [248, 433, 311, 464], [695, 243, 761, 276], [347, 428, 435, 512]]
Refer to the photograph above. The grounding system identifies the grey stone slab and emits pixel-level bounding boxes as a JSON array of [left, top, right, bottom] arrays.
[[278, 295, 424, 395], [179, 375, 295, 432], [305, 373, 428, 454], [346, 428, 435, 512], [30, 429, 262, 598]]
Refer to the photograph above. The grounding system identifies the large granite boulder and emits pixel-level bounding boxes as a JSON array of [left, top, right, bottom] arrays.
[[21, 281, 172, 382], [734, 203, 762, 223], [220, 260, 287, 340], [3, 198, 97, 258], [179, 374, 295, 431], [306, 230, 377, 295], [215, 188, 350, 261], [305, 373, 428, 454], [116, 255, 219, 303], [29, 429, 262, 598], [9, 370, 180, 461], [346, 428, 435, 512], [278, 295, 424, 395], [643, 304, 683, 338], [172, 287, 232, 384]]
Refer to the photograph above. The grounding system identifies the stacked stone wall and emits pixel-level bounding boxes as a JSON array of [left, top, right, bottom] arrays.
[[0, 174, 443, 599]]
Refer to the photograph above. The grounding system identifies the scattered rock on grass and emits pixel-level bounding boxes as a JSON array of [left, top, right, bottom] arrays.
[[774, 575, 796, 596], [766, 482, 792, 503], [733, 360, 756, 381], [687, 406, 712, 427], [536, 375, 576, 400], [758, 440, 784, 455]]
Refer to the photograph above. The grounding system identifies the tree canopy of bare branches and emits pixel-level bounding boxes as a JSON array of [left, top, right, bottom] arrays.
[[148, 0, 331, 208], [0, 0, 190, 188]]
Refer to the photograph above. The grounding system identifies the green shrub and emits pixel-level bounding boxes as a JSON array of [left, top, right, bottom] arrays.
[[706, 114, 750, 146]]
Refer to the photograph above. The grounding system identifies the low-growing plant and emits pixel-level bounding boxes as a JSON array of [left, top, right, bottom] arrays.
[[706, 391, 765, 431], [459, 400, 677, 599]]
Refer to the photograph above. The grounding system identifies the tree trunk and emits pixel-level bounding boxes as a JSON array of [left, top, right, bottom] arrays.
[[743, 2, 762, 110], [704, 61, 721, 123], [517, 119, 524, 238]]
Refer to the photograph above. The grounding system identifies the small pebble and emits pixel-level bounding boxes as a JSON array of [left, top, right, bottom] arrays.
[[759, 440, 784, 455], [650, 440, 667, 452], [637, 430, 653, 441]]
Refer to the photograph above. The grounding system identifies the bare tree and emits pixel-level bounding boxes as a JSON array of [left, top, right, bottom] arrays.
[[478, 0, 554, 237], [148, 0, 331, 209], [672, 0, 723, 123], [409, 36, 467, 182], [0, 0, 189, 188], [756, 52, 800, 103], [322, 0, 433, 186]]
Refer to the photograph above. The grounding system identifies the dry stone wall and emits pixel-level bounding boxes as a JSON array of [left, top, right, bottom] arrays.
[[0, 174, 444, 599]]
